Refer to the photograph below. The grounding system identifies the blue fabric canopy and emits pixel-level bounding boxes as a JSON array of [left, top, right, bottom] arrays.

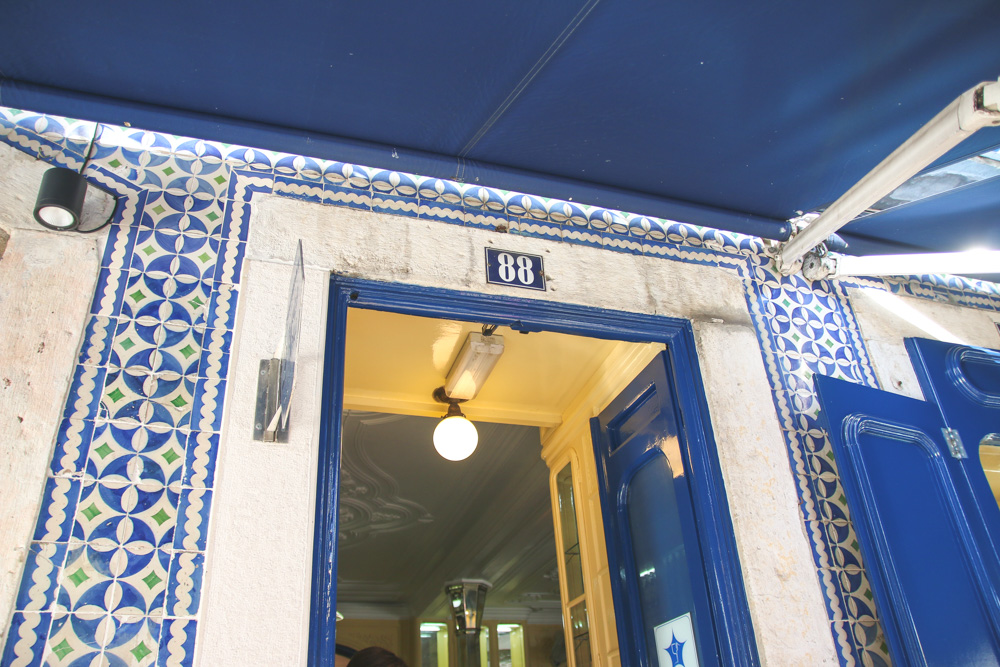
[[2, 0, 998, 253]]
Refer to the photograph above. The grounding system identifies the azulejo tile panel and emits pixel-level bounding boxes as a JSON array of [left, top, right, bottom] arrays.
[[1, 109, 240, 667], [4, 106, 1000, 667]]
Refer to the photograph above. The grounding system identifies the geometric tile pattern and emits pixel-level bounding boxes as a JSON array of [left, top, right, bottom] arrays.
[[3, 105, 999, 667]]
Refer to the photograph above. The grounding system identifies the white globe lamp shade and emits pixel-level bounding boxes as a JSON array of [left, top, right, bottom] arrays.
[[434, 415, 478, 461]]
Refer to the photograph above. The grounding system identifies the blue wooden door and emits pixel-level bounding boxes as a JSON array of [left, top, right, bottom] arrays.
[[907, 336, 1000, 461], [816, 362, 1000, 666], [592, 352, 721, 667]]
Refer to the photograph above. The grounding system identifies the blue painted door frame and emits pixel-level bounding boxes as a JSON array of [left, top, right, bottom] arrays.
[[309, 275, 759, 667], [593, 353, 725, 667]]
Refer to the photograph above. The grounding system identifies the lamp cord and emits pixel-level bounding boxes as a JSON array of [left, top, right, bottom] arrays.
[[80, 123, 100, 174], [78, 197, 119, 234], [77, 122, 119, 234]]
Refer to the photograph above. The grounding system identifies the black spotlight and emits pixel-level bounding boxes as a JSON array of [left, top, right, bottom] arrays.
[[34, 167, 88, 231]]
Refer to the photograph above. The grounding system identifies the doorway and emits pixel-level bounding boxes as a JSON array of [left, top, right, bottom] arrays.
[[309, 276, 756, 667]]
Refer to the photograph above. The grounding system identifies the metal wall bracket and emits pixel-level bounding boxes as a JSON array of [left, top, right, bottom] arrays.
[[254, 358, 288, 443], [942, 427, 967, 459]]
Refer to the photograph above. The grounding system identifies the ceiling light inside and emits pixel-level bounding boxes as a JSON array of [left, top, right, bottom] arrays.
[[444, 332, 505, 401]]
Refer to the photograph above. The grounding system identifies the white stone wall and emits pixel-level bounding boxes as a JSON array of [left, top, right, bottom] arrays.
[[848, 287, 1000, 400], [196, 194, 838, 665], [0, 147, 110, 641]]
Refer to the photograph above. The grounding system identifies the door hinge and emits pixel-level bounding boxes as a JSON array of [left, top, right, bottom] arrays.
[[942, 428, 967, 459]]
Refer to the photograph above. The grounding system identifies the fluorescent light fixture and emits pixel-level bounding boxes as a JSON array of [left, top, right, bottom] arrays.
[[444, 332, 505, 401], [777, 79, 1000, 274], [420, 623, 447, 633], [835, 249, 1000, 278]]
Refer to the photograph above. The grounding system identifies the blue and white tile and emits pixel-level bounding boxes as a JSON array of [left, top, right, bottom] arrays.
[[141, 191, 226, 238], [155, 619, 197, 667], [191, 379, 227, 433], [197, 328, 232, 381], [625, 214, 667, 240], [173, 138, 225, 164], [89, 265, 130, 319], [371, 170, 418, 197], [274, 154, 325, 182], [562, 226, 605, 248], [32, 478, 82, 543], [76, 317, 116, 370], [418, 200, 465, 225], [504, 193, 547, 220], [103, 614, 161, 667], [134, 157, 229, 201], [587, 207, 628, 234], [165, 552, 205, 618], [417, 178, 463, 204], [547, 200, 587, 226], [204, 284, 239, 332], [183, 432, 218, 489], [87, 422, 186, 486], [371, 191, 420, 218], [322, 162, 372, 190], [323, 183, 372, 210], [224, 170, 274, 210], [114, 549, 171, 617], [42, 610, 109, 666], [60, 364, 108, 426], [0, 611, 51, 667], [130, 229, 219, 283], [603, 234, 643, 255], [511, 218, 564, 242], [14, 542, 68, 612], [211, 238, 246, 286], [224, 146, 278, 173], [50, 419, 96, 477], [853, 619, 890, 667], [112, 322, 204, 379], [174, 489, 213, 553], [464, 208, 509, 231], [71, 481, 170, 549], [100, 369, 195, 430], [55, 545, 117, 612], [274, 175, 325, 203], [462, 185, 506, 212], [120, 273, 213, 329]]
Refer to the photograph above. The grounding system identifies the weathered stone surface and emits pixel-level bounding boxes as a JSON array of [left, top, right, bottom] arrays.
[[0, 227, 99, 633]]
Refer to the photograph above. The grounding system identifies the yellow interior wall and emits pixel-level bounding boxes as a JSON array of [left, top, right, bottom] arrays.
[[524, 625, 564, 666], [540, 343, 663, 667]]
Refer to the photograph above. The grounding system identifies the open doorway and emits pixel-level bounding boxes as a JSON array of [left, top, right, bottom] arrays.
[[332, 307, 657, 666], [309, 277, 756, 667]]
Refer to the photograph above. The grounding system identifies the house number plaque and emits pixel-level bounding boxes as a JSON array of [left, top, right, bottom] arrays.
[[484, 248, 546, 291]]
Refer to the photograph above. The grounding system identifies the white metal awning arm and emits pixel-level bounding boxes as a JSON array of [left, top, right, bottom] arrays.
[[776, 79, 1000, 275]]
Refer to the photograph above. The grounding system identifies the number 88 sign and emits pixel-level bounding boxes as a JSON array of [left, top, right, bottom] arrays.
[[485, 248, 546, 291]]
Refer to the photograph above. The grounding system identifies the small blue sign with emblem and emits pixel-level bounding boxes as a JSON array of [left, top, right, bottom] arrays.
[[485, 248, 546, 291]]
